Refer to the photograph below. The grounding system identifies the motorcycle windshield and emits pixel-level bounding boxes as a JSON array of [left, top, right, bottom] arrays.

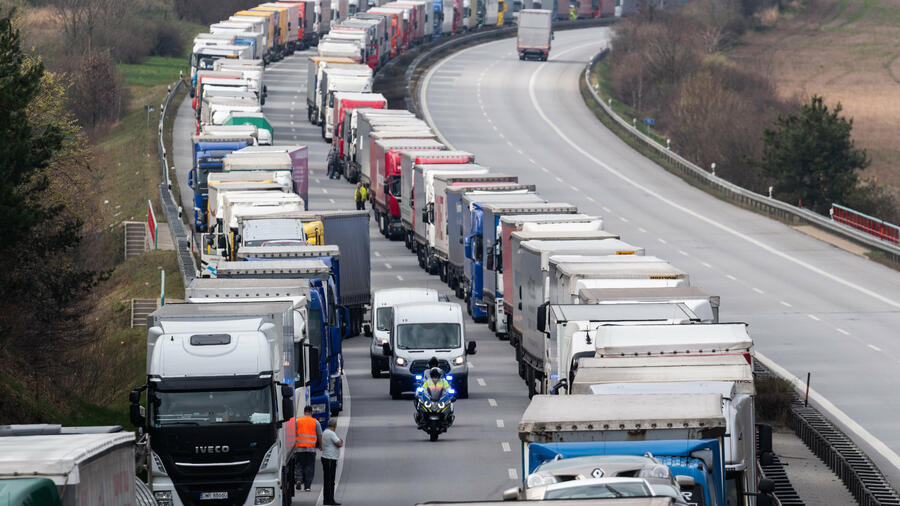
[[426, 386, 445, 401]]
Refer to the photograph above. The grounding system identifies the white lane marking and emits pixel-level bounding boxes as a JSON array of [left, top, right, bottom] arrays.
[[492, 125, 498, 131], [315, 178, 321, 184], [374, 251, 381, 257], [396, 275, 404, 281], [498, 132, 505, 139], [496, 419, 505, 428], [868, 344, 883, 352], [526, 43, 900, 312], [701, 262, 712, 268], [570, 185, 579, 192], [322, 188, 328, 194], [555, 176, 563, 183], [780, 300, 793, 307], [586, 196, 596, 202], [529, 158, 536, 164], [638, 227, 647, 233], [726, 274, 737, 281], [384, 263, 392, 269], [488, 398, 497, 407], [507, 140, 515, 148], [678, 250, 688, 256], [508, 468, 518, 480], [501, 442, 511, 452], [658, 238, 668, 244], [516, 148, 524, 154], [755, 352, 900, 478], [602, 206, 611, 213], [837, 328, 850, 335], [477, 378, 486, 386], [808, 314, 820, 321], [753, 287, 765, 294], [619, 217, 629, 223], [541, 167, 549, 173], [329, 198, 335, 204]]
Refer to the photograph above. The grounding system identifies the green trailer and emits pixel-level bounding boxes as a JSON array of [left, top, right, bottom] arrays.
[[224, 112, 274, 145], [0, 478, 60, 506]]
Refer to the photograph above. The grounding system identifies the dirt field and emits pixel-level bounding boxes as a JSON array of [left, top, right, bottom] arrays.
[[729, 0, 900, 189]]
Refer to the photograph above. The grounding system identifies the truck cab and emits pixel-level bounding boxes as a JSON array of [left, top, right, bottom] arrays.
[[382, 302, 476, 399]]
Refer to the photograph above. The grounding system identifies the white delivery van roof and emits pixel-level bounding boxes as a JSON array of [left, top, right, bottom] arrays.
[[518, 394, 726, 435], [593, 323, 753, 357], [0, 432, 134, 484], [393, 302, 462, 324], [374, 288, 440, 307]]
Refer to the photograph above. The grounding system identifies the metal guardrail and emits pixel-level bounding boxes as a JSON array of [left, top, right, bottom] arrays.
[[157, 79, 197, 287], [583, 52, 900, 264], [753, 362, 900, 506]]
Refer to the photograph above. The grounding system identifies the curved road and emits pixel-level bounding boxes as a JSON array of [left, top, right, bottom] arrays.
[[421, 27, 900, 485]]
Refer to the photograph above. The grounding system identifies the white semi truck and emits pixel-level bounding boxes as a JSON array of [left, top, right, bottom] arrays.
[[131, 302, 301, 506]]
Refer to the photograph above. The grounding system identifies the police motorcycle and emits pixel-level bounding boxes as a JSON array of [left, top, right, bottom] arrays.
[[414, 365, 457, 441]]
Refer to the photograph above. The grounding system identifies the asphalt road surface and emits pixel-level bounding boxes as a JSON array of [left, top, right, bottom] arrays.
[[421, 27, 900, 487]]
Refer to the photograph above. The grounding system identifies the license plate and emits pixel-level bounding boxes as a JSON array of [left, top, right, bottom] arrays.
[[200, 492, 228, 500]]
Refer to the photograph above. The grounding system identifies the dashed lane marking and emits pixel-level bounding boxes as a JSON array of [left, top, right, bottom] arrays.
[[496, 419, 504, 428], [488, 398, 497, 407], [808, 314, 820, 321], [781, 301, 793, 307], [837, 328, 850, 335], [869, 344, 883, 352], [477, 378, 486, 386], [501, 442, 511, 452]]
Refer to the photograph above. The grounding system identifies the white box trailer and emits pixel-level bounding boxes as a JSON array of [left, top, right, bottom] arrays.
[[343, 109, 412, 177], [0, 431, 135, 506], [413, 164, 492, 271], [591, 322, 752, 358], [206, 172, 293, 230], [357, 125, 435, 184], [306, 57, 359, 124], [350, 111, 420, 175], [549, 259, 690, 305], [516, 9, 552, 60], [579, 287, 720, 322], [399, 151, 477, 239], [319, 67, 374, 133]]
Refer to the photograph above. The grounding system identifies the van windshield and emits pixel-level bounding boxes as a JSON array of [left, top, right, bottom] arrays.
[[396, 323, 460, 350], [376, 307, 392, 331]]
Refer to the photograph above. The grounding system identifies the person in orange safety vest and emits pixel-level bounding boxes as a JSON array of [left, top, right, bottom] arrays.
[[295, 405, 322, 491]]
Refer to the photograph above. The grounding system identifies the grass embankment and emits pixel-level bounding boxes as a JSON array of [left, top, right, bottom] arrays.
[[587, 60, 668, 147]]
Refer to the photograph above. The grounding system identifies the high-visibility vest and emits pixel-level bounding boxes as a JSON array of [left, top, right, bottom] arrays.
[[296, 416, 318, 448], [355, 187, 367, 202]]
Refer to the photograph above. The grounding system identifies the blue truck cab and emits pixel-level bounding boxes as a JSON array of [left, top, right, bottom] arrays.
[[462, 193, 545, 322], [518, 393, 728, 506], [524, 440, 725, 506], [215, 259, 342, 424], [190, 135, 254, 232]]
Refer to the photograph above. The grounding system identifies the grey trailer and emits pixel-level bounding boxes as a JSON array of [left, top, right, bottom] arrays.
[[578, 287, 720, 323]]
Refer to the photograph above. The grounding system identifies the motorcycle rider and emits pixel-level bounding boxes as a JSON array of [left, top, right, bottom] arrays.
[[423, 366, 450, 394]]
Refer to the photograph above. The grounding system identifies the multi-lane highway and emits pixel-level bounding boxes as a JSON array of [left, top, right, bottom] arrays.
[[172, 26, 900, 504], [422, 27, 900, 485]]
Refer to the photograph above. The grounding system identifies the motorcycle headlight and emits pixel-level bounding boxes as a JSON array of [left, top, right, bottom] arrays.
[[424, 400, 433, 409], [526, 473, 559, 489], [453, 355, 465, 366], [438, 401, 446, 409]]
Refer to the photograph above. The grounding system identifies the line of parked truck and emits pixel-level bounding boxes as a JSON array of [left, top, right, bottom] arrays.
[[312, 34, 777, 504]]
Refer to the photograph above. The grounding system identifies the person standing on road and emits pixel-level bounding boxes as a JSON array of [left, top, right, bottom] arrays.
[[321, 417, 344, 505], [354, 182, 367, 211], [295, 406, 322, 492], [326, 149, 337, 179]]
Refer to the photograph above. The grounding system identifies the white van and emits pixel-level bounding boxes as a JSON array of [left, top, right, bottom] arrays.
[[369, 287, 441, 377], [382, 302, 475, 399]]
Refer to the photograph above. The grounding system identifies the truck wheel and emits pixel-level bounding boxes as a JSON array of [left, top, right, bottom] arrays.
[[439, 263, 447, 282], [455, 285, 465, 300], [487, 310, 496, 332], [517, 344, 526, 379], [370, 358, 381, 378], [417, 247, 426, 269], [331, 406, 341, 417], [457, 380, 469, 399], [390, 383, 402, 400]]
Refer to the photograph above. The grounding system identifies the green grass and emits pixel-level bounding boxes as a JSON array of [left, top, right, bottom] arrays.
[[119, 56, 189, 87]]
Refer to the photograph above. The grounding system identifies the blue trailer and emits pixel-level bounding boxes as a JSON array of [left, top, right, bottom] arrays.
[[461, 193, 546, 322], [189, 134, 254, 232]]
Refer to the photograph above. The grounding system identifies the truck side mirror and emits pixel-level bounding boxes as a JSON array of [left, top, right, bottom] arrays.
[[464, 236, 472, 258], [308, 346, 321, 383], [427, 203, 434, 224], [466, 341, 476, 355], [383, 180, 390, 196], [536, 302, 548, 333], [281, 385, 295, 422], [382, 342, 393, 356], [129, 388, 145, 428], [485, 247, 494, 270]]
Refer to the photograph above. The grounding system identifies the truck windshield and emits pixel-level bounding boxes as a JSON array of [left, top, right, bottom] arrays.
[[543, 481, 651, 499], [389, 175, 401, 197], [396, 323, 460, 349], [152, 386, 273, 426], [376, 307, 392, 331], [309, 309, 323, 351]]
